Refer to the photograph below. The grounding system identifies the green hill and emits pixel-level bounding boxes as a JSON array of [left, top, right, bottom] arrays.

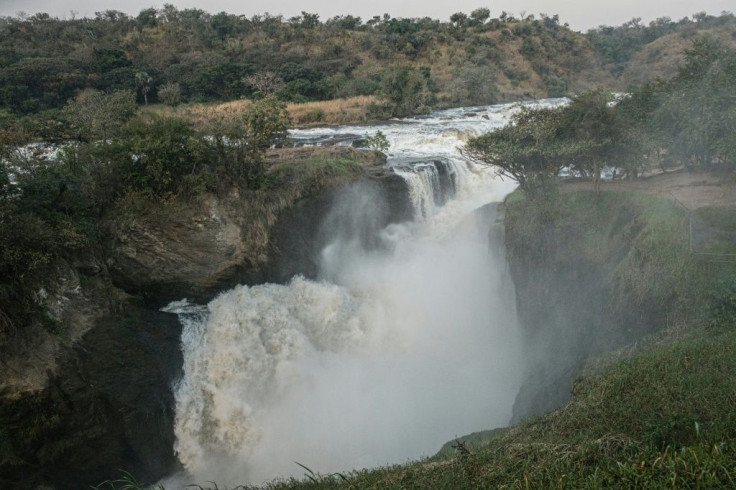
[[1, 8, 734, 124]]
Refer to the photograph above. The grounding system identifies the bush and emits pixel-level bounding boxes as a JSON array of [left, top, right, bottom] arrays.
[[119, 115, 209, 197], [378, 66, 437, 117], [362, 130, 390, 152], [157, 82, 182, 106]]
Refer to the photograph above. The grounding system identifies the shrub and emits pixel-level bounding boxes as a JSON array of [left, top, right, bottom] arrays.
[[157, 82, 182, 106]]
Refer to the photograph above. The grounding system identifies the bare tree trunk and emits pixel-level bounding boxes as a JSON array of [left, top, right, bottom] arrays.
[[593, 159, 601, 193]]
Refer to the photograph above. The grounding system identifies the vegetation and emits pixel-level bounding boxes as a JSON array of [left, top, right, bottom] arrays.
[[586, 12, 736, 77], [2, 6, 736, 490], [362, 131, 390, 152], [467, 39, 736, 199], [1, 7, 732, 128], [0, 94, 291, 336]]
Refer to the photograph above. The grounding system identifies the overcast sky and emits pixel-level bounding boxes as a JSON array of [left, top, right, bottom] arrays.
[[0, 0, 732, 31]]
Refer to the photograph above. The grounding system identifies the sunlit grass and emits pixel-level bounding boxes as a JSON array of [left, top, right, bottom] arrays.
[[142, 96, 377, 131]]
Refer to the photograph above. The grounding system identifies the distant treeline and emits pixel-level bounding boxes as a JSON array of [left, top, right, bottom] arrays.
[[0, 6, 734, 116]]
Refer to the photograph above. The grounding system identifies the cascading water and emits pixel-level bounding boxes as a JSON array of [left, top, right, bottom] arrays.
[[163, 99, 566, 487]]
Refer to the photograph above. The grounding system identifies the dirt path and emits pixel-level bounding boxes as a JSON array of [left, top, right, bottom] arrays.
[[561, 169, 736, 209]]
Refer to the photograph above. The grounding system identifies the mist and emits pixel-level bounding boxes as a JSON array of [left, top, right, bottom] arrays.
[[165, 155, 522, 485]]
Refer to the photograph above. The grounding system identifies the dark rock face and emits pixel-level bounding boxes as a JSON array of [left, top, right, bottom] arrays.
[[0, 303, 182, 489], [508, 239, 632, 422], [105, 150, 411, 303], [264, 176, 412, 283], [432, 160, 457, 207], [106, 195, 250, 304]]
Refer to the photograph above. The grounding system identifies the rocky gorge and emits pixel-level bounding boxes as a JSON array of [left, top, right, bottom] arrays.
[[0, 147, 411, 488]]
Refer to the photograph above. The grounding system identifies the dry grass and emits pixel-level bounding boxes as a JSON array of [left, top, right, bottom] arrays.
[[142, 96, 377, 130], [286, 96, 376, 126]]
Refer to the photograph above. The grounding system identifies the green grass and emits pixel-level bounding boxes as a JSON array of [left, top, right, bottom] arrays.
[[268, 155, 364, 193], [504, 190, 714, 334], [692, 206, 736, 256]]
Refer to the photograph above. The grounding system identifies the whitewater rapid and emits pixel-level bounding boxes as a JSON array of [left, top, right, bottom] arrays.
[[164, 99, 565, 486]]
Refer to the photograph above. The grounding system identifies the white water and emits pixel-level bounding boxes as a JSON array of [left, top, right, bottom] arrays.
[[164, 100, 564, 486]]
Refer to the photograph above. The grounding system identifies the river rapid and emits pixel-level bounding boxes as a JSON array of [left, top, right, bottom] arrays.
[[163, 99, 566, 486]]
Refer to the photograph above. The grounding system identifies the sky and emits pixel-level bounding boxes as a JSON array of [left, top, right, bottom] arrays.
[[0, 0, 733, 31]]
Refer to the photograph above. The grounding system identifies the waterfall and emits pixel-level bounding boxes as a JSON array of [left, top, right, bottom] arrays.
[[163, 100, 563, 487]]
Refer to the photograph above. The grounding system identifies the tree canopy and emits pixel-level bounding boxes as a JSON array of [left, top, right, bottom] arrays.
[[466, 40, 736, 198]]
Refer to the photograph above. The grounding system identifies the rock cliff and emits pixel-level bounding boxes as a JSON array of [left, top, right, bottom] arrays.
[[0, 147, 411, 488]]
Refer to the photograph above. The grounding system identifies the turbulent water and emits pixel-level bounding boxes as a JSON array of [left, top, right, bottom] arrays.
[[163, 99, 565, 486]]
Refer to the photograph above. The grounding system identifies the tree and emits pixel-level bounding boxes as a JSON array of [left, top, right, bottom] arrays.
[[554, 90, 622, 192], [65, 89, 137, 140], [449, 64, 497, 106], [135, 71, 152, 105], [243, 72, 285, 97], [378, 66, 436, 117], [450, 12, 468, 28], [464, 105, 567, 198], [363, 131, 390, 152], [470, 8, 491, 25], [120, 115, 207, 196], [157, 81, 181, 106], [466, 91, 638, 197], [653, 39, 736, 167], [208, 95, 290, 188]]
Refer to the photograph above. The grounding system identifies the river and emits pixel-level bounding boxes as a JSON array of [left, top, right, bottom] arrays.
[[163, 99, 566, 486]]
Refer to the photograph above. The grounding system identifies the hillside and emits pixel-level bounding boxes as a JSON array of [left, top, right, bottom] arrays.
[[1, 8, 734, 129]]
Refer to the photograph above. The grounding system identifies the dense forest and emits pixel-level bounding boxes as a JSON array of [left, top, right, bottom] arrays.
[[0, 6, 734, 130]]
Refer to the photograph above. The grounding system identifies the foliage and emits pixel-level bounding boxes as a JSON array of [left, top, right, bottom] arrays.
[[0, 143, 105, 334], [64, 89, 137, 140], [208, 95, 291, 189], [447, 64, 497, 106], [157, 82, 182, 106], [0, 8, 733, 117], [553, 90, 635, 190], [244, 72, 285, 98], [464, 105, 569, 198], [652, 38, 736, 167], [374, 66, 436, 117], [468, 38, 736, 197], [362, 131, 389, 152], [135, 71, 153, 105], [92, 470, 165, 490], [117, 115, 210, 197], [467, 90, 642, 198]]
